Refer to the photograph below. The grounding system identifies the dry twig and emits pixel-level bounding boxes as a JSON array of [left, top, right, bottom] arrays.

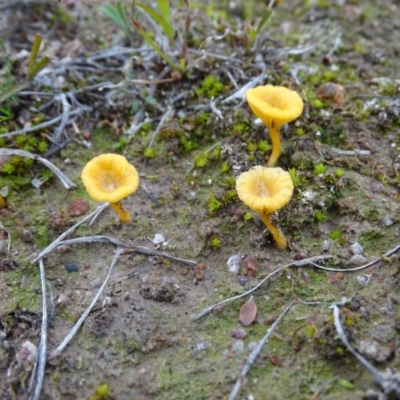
[[28, 258, 47, 400], [0, 148, 75, 189], [193, 255, 332, 321], [50, 248, 122, 359]]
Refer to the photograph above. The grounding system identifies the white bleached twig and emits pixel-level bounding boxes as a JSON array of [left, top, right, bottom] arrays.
[[50, 248, 122, 359], [332, 304, 382, 384], [193, 255, 332, 321], [31, 204, 108, 263], [0, 148, 75, 189], [29, 258, 48, 400], [228, 301, 297, 400]]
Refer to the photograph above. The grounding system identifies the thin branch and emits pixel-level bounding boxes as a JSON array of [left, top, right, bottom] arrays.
[[29, 258, 48, 400], [0, 107, 90, 139], [228, 301, 297, 400], [50, 248, 122, 359], [221, 70, 266, 103], [193, 255, 332, 321], [121, 245, 198, 267], [307, 244, 400, 273], [31, 204, 108, 264], [51, 94, 71, 144], [332, 304, 382, 384], [0, 148, 75, 189], [57, 235, 129, 248]]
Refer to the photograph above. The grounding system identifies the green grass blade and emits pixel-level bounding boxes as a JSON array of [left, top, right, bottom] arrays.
[[136, 24, 181, 71], [101, 3, 130, 33], [0, 82, 30, 104], [136, 2, 174, 38], [30, 56, 50, 78], [256, 8, 272, 33], [28, 33, 43, 79], [156, 0, 171, 24]]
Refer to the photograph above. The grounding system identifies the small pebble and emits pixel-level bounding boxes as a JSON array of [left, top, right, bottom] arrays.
[[232, 340, 244, 353], [349, 242, 363, 255], [16, 341, 37, 365], [350, 254, 367, 265], [195, 340, 208, 352], [68, 199, 89, 217], [230, 328, 247, 339], [227, 254, 242, 274], [64, 263, 79, 273], [382, 217, 393, 226]]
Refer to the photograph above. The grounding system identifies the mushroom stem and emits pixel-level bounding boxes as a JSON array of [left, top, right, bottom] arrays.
[[266, 125, 281, 167], [109, 202, 130, 223], [258, 211, 287, 250]]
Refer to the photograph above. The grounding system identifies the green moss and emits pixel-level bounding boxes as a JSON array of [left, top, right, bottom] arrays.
[[314, 163, 327, 175], [315, 210, 328, 222], [195, 75, 225, 98], [208, 195, 222, 215], [244, 212, 253, 221], [209, 236, 221, 249], [194, 152, 208, 168], [329, 228, 341, 240], [144, 147, 156, 158]]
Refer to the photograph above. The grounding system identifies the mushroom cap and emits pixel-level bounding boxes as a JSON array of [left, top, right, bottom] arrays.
[[245, 85, 304, 129], [81, 154, 139, 203], [236, 166, 294, 214]]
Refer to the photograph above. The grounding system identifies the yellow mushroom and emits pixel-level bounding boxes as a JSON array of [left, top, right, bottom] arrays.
[[236, 165, 294, 249], [246, 85, 303, 166], [81, 154, 139, 223]]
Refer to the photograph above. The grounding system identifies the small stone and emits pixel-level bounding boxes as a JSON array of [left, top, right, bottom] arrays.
[[230, 328, 247, 339], [350, 254, 367, 265], [48, 211, 67, 231], [358, 339, 393, 363], [349, 242, 364, 255], [382, 217, 393, 226], [227, 254, 242, 274], [232, 340, 244, 353], [195, 340, 208, 352], [243, 255, 258, 277], [68, 199, 89, 217], [64, 263, 79, 273], [18, 228, 33, 243], [16, 341, 37, 366]]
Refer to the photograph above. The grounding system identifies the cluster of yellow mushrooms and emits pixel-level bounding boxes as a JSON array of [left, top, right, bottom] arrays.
[[81, 84, 303, 250]]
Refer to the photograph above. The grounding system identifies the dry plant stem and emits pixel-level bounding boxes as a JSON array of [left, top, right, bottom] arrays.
[[228, 301, 297, 400], [332, 304, 382, 384], [31, 204, 108, 263], [50, 248, 122, 359], [308, 243, 400, 273], [193, 255, 332, 321], [258, 212, 287, 249], [222, 70, 266, 104], [109, 201, 130, 222], [57, 235, 129, 248], [122, 246, 198, 267], [51, 93, 71, 143], [29, 259, 47, 400], [88, 202, 109, 227], [266, 125, 281, 166], [0, 149, 75, 189], [194, 244, 400, 321], [0, 108, 89, 139]]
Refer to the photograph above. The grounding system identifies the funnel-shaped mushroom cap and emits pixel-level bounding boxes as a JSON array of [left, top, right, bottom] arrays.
[[81, 154, 139, 203], [236, 166, 293, 214], [246, 85, 303, 129]]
